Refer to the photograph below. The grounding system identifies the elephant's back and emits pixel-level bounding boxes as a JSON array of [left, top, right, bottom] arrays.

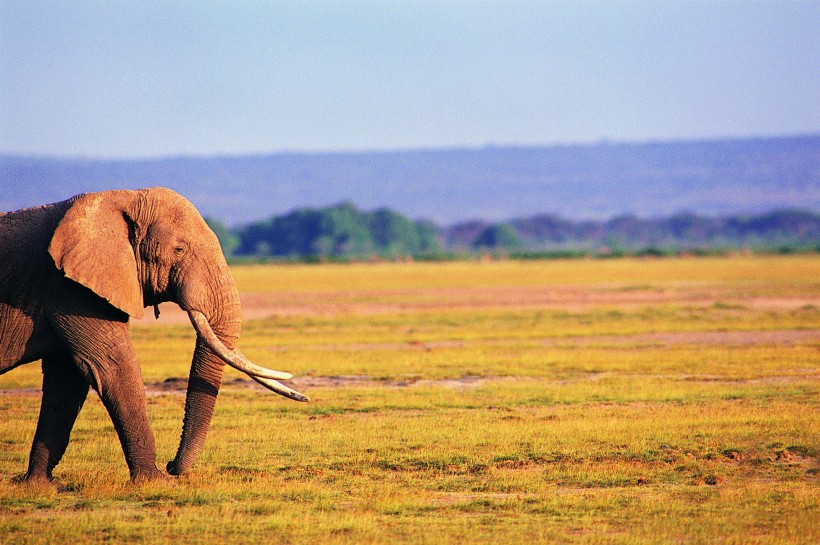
[[0, 197, 77, 295], [1, 196, 78, 238]]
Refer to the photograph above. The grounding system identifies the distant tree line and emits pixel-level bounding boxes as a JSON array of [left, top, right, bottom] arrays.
[[208, 203, 439, 260], [206, 206, 820, 261], [464, 209, 820, 254]]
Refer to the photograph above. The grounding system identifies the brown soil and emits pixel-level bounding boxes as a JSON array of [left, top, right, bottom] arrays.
[[542, 329, 820, 348], [7, 356, 817, 398], [132, 285, 820, 327], [142, 375, 497, 396]]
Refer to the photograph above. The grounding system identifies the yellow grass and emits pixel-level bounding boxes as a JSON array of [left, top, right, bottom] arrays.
[[231, 256, 820, 291], [1, 256, 818, 544]]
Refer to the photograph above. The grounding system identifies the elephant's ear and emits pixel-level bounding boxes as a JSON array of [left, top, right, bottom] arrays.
[[49, 191, 145, 319]]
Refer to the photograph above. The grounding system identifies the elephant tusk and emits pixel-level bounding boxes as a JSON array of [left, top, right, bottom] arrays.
[[250, 375, 311, 402], [187, 310, 293, 380]]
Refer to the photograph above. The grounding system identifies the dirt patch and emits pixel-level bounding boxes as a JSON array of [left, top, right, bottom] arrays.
[[542, 329, 820, 348], [6, 369, 817, 398], [142, 374, 497, 396], [150, 377, 190, 392], [429, 492, 540, 506], [131, 286, 820, 326], [223, 329, 819, 354], [0, 388, 42, 397], [137, 366, 820, 396]]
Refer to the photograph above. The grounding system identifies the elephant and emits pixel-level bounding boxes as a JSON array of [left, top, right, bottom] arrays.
[[0, 187, 308, 482]]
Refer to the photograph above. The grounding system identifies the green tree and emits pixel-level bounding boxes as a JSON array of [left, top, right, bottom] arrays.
[[369, 209, 420, 256], [319, 203, 374, 257], [415, 220, 442, 254], [472, 223, 522, 250], [204, 217, 239, 257], [235, 204, 442, 259]]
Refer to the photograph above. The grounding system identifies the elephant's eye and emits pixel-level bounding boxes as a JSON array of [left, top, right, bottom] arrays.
[[174, 245, 186, 255]]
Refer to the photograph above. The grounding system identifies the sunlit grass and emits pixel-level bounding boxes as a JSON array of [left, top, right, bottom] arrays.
[[231, 255, 820, 292], [1, 256, 818, 544]]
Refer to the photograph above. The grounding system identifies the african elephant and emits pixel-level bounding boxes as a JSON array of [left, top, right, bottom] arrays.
[[0, 187, 308, 482]]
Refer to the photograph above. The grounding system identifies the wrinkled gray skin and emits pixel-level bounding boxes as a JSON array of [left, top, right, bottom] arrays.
[[0, 188, 255, 481]]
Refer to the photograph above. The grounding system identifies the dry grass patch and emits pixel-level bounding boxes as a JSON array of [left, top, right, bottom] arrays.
[[1, 256, 818, 544]]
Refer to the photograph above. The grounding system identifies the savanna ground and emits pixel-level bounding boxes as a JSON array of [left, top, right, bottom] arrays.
[[1, 256, 818, 544]]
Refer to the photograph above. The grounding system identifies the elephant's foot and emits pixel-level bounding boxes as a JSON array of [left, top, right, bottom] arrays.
[[13, 471, 54, 485], [130, 465, 170, 483]]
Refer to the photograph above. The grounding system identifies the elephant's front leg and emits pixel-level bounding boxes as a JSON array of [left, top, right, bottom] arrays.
[[25, 354, 89, 481], [52, 311, 166, 481], [94, 350, 167, 481]]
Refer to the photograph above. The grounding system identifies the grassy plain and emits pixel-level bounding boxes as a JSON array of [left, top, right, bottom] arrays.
[[1, 256, 818, 544]]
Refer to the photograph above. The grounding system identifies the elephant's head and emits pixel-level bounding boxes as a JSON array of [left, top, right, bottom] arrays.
[[47, 187, 307, 475]]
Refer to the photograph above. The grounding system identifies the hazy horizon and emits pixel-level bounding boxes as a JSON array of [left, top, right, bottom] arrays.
[[4, 135, 816, 224], [3, 130, 818, 162]]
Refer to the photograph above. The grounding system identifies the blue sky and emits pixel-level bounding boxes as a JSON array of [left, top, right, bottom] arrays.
[[1, 0, 818, 158]]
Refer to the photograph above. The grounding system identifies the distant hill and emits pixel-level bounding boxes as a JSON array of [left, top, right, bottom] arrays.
[[2, 135, 818, 224]]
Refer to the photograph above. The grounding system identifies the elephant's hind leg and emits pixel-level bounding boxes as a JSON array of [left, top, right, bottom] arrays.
[[25, 354, 90, 482]]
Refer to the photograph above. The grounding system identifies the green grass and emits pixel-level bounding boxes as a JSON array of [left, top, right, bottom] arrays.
[[1, 256, 818, 544]]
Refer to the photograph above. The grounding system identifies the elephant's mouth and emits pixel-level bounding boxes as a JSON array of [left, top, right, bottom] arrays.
[[187, 310, 310, 402]]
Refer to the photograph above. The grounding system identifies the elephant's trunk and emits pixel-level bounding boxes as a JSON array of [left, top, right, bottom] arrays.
[[167, 336, 226, 475], [167, 268, 308, 476], [167, 278, 241, 476]]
